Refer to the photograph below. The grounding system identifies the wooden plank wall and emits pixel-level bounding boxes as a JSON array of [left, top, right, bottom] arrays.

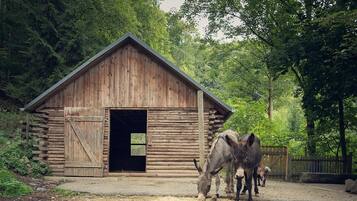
[[40, 44, 214, 109]]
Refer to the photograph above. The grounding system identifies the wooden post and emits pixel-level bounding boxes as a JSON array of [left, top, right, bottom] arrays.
[[347, 152, 353, 175], [25, 114, 29, 142], [197, 90, 205, 167], [285, 147, 289, 180]]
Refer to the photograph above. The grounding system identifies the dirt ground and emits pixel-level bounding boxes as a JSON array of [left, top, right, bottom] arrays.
[[46, 176, 357, 201]]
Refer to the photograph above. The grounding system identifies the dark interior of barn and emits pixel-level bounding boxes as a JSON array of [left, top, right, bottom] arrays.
[[109, 110, 147, 172]]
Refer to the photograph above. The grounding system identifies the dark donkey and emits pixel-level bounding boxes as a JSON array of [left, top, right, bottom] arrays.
[[225, 133, 262, 201], [193, 129, 238, 201]]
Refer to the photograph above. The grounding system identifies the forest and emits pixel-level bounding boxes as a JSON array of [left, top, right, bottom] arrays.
[[0, 0, 356, 197]]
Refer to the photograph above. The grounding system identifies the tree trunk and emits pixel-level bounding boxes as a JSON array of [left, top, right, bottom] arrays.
[[338, 97, 347, 173], [267, 75, 273, 120], [306, 110, 316, 156]]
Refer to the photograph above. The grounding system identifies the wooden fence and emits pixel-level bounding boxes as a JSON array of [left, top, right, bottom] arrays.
[[261, 146, 353, 180], [289, 154, 353, 179], [261, 146, 288, 180]]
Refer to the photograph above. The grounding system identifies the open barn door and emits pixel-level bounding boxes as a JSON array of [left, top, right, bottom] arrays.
[[64, 107, 104, 176]]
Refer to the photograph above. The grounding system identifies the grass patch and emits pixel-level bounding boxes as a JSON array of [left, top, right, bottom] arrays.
[[52, 187, 83, 197], [0, 168, 32, 197]]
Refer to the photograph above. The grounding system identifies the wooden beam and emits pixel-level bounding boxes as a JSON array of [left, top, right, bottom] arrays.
[[197, 90, 205, 167]]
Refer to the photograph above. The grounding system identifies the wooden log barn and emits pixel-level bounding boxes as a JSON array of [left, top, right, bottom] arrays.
[[23, 33, 232, 177]]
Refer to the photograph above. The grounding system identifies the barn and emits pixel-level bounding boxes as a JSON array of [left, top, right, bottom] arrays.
[[23, 33, 232, 177]]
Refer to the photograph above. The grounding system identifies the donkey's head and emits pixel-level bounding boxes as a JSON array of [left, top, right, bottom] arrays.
[[193, 159, 221, 201], [225, 133, 256, 179]]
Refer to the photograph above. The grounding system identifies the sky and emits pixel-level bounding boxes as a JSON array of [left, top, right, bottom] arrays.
[[159, 0, 211, 38], [159, 0, 236, 41]]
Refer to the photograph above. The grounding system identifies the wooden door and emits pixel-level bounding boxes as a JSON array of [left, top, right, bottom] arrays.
[[64, 107, 104, 176]]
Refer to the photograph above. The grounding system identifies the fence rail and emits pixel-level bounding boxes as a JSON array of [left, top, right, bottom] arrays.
[[261, 146, 353, 180]]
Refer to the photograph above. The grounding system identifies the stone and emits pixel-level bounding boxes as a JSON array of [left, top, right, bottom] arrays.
[[345, 179, 354, 192], [36, 187, 47, 192], [351, 180, 357, 194]]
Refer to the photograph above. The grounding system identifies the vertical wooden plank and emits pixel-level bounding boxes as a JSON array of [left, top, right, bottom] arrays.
[[197, 90, 205, 167]]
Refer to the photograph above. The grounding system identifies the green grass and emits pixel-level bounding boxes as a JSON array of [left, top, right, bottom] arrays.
[[0, 168, 32, 198], [52, 188, 83, 197]]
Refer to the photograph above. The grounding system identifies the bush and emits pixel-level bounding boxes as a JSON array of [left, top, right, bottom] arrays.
[[0, 168, 32, 198], [31, 161, 50, 178], [0, 139, 31, 175], [0, 135, 49, 177]]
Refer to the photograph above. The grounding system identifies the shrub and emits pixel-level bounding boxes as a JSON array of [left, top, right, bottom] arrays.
[[31, 161, 50, 178], [0, 140, 31, 175], [0, 135, 49, 177], [0, 168, 32, 197]]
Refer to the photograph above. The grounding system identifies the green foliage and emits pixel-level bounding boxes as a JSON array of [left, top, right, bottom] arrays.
[[52, 188, 82, 197], [181, 0, 357, 159], [0, 112, 25, 137], [0, 112, 49, 177], [0, 168, 32, 198], [0, 135, 50, 177], [0, 0, 172, 103]]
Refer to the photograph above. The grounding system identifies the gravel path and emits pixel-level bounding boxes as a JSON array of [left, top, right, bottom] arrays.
[[47, 176, 357, 201]]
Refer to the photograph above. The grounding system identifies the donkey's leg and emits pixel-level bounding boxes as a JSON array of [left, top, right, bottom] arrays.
[[215, 174, 220, 198], [225, 162, 234, 194], [241, 172, 247, 195], [253, 167, 259, 195], [235, 178, 243, 201], [262, 177, 266, 187], [246, 171, 253, 201]]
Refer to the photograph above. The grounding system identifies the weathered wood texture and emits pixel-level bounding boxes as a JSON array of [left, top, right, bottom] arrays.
[[261, 146, 288, 179], [37, 107, 221, 177], [145, 109, 210, 177], [21, 112, 49, 162], [45, 108, 65, 176], [29, 42, 228, 177], [39, 44, 213, 109], [64, 107, 104, 176], [208, 109, 224, 147], [103, 108, 110, 176]]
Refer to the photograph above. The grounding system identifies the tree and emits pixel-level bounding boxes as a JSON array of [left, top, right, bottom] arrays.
[[181, 0, 357, 162]]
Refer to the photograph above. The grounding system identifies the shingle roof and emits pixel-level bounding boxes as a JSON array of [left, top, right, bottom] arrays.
[[24, 33, 232, 117]]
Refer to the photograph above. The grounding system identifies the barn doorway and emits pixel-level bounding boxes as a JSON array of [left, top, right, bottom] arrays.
[[109, 110, 147, 172]]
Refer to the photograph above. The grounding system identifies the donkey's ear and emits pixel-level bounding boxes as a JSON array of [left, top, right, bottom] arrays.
[[225, 135, 238, 148], [193, 159, 202, 173], [247, 133, 255, 146], [211, 166, 223, 175]]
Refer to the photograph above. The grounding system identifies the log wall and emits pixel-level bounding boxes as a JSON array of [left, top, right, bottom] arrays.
[[45, 108, 65, 175], [146, 108, 209, 177], [32, 107, 224, 177]]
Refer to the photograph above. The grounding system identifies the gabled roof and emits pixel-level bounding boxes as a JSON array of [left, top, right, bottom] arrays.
[[24, 33, 232, 116]]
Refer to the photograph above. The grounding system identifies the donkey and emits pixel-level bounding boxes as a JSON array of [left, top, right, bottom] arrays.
[[257, 164, 271, 187], [193, 129, 238, 201], [225, 133, 262, 201]]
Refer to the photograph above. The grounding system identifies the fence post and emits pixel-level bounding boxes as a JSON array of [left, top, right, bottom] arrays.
[[347, 152, 353, 175], [25, 114, 29, 142], [285, 147, 289, 181]]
